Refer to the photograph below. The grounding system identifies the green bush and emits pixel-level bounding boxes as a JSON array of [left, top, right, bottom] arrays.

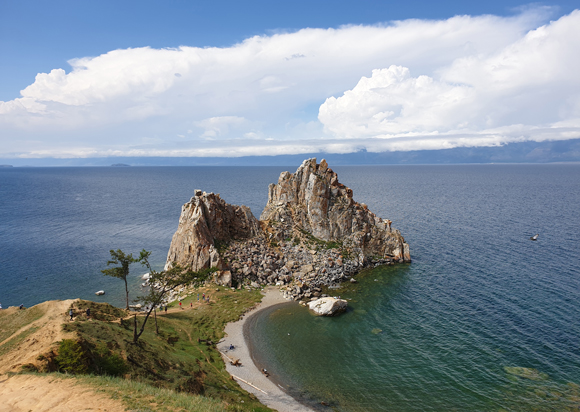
[[55, 339, 128, 376], [56, 339, 90, 374]]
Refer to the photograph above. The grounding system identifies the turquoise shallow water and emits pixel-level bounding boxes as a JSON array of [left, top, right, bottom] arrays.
[[1, 164, 579, 410]]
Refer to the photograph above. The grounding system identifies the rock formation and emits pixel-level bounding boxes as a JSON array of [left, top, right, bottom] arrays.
[[165, 159, 411, 298], [261, 158, 410, 261], [307, 297, 348, 316], [165, 190, 260, 271]]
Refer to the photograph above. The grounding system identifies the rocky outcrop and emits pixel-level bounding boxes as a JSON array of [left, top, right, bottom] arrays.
[[165, 159, 411, 298], [165, 190, 260, 271], [307, 297, 348, 316], [261, 158, 410, 262]]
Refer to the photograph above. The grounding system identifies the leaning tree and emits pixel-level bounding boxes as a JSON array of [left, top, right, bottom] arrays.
[[131, 249, 215, 344], [101, 249, 139, 310]]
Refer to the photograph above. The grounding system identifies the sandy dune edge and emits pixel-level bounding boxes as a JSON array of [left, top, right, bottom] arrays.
[[0, 374, 126, 412]]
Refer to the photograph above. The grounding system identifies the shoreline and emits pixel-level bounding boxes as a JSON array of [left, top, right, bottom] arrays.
[[220, 287, 316, 412]]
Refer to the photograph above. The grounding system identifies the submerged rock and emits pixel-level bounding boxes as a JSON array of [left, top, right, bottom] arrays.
[[504, 366, 549, 381], [307, 297, 348, 316]]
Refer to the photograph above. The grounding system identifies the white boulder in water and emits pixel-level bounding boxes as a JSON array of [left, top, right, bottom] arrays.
[[95, 290, 105, 296], [307, 297, 348, 316]]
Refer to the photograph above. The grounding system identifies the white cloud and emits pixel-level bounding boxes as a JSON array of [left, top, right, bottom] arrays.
[[1, 7, 579, 157], [194, 116, 248, 139], [319, 10, 580, 150]]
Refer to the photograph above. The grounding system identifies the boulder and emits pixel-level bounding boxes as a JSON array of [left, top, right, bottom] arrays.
[[307, 297, 348, 316], [214, 270, 232, 287]]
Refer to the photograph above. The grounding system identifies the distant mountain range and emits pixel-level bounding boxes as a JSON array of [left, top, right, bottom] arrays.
[[2, 138, 579, 167]]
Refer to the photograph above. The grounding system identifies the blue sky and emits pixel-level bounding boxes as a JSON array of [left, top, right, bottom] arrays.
[[1, 0, 579, 162]]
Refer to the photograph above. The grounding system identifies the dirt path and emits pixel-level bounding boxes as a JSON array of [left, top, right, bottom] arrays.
[[0, 374, 126, 412]]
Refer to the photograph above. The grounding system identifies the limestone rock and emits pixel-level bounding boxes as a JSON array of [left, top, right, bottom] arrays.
[[307, 297, 348, 316], [214, 270, 232, 287], [260, 158, 410, 262], [165, 191, 260, 271]]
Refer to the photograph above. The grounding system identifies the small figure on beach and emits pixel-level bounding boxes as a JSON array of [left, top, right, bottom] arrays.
[[69, 308, 73, 320], [261, 368, 270, 377], [0, 302, 2, 310], [19, 304, 24, 310], [164, 305, 167, 313], [229, 344, 235, 350], [86, 308, 90, 318], [179, 301, 182, 309], [197, 293, 199, 301], [202, 293, 205, 301]]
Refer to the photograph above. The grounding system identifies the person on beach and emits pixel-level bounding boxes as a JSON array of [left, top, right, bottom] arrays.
[[179, 301, 182, 309], [164, 305, 167, 313], [197, 293, 199, 301], [86, 308, 90, 318], [0, 302, 2, 310], [190, 302, 193, 308], [19, 304, 24, 310], [229, 344, 235, 350], [69, 308, 73, 320]]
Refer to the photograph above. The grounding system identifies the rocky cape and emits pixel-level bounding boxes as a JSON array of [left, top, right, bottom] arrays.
[[165, 158, 410, 302]]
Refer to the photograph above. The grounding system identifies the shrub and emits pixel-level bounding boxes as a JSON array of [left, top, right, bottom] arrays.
[[56, 339, 90, 374], [55, 339, 128, 376]]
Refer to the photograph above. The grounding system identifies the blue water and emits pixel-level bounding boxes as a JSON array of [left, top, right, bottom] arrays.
[[1, 164, 579, 410], [0, 166, 285, 307]]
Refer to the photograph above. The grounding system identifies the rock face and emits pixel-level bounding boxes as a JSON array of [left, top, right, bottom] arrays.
[[261, 158, 410, 262], [165, 159, 411, 297], [307, 297, 348, 316], [165, 190, 260, 271]]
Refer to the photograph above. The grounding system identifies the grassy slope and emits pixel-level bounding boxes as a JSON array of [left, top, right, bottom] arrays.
[[0, 305, 45, 343], [61, 287, 272, 412]]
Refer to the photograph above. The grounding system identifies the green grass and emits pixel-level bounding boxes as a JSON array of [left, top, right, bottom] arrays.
[[298, 228, 343, 250], [57, 287, 271, 412], [0, 326, 40, 357], [0, 305, 45, 343]]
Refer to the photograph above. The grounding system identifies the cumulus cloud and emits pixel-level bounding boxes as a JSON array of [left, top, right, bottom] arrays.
[[319, 10, 580, 150], [1, 7, 579, 157]]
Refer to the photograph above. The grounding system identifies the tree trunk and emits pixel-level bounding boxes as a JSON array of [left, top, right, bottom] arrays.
[[133, 314, 138, 343], [124, 278, 129, 310], [154, 307, 158, 335]]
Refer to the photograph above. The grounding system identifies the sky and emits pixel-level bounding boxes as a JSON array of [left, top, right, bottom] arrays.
[[1, 0, 579, 163]]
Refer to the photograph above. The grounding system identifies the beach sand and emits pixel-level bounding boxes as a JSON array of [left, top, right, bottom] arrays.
[[220, 287, 315, 412]]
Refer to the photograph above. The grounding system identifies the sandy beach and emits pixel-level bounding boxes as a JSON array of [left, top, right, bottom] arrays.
[[220, 287, 315, 412]]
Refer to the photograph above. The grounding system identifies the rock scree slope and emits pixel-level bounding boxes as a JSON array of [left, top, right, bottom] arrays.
[[165, 158, 410, 298]]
